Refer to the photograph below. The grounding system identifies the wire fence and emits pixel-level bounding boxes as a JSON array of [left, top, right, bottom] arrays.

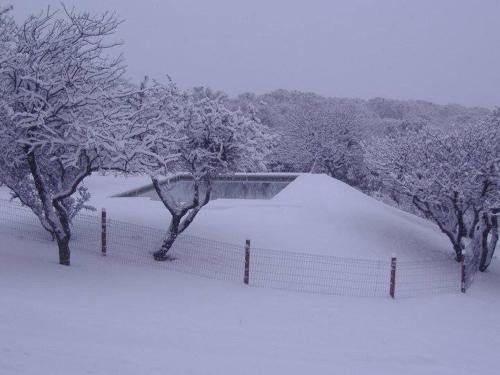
[[0, 198, 474, 298]]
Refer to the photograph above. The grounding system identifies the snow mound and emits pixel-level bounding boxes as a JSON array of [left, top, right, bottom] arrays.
[[274, 173, 377, 207], [267, 174, 451, 260]]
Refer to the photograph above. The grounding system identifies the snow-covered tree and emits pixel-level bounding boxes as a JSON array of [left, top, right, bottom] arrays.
[[297, 102, 366, 183], [0, 6, 130, 265], [464, 111, 500, 271], [367, 119, 499, 263], [0, 4, 15, 70], [127, 82, 272, 260], [263, 96, 369, 187]]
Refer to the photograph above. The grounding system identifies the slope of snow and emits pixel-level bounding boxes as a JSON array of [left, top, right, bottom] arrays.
[[270, 174, 452, 259]]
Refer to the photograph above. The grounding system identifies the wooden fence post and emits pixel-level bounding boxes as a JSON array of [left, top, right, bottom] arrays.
[[244, 239, 250, 285], [101, 208, 107, 256], [389, 255, 397, 298], [461, 260, 466, 293]]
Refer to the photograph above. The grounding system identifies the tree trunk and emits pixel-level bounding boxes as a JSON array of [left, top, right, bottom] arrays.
[[309, 155, 319, 173], [26, 149, 74, 265], [453, 242, 464, 262], [152, 175, 212, 262], [56, 236, 71, 266], [412, 195, 464, 262], [479, 213, 498, 272], [469, 208, 480, 238], [153, 216, 180, 261]]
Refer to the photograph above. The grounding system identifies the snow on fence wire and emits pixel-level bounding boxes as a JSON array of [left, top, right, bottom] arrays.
[[0, 198, 474, 298]]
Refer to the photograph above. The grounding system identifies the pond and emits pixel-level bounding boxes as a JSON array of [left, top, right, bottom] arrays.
[[115, 174, 298, 201]]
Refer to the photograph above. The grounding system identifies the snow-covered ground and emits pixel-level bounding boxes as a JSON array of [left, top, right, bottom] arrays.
[[1, 234, 499, 375], [1, 173, 499, 374]]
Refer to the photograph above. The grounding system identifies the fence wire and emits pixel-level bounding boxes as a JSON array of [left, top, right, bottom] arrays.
[[250, 247, 391, 297], [0, 198, 469, 298], [396, 259, 461, 298]]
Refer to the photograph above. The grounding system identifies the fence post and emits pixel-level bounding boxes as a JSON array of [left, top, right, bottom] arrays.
[[461, 260, 466, 293], [101, 208, 107, 256], [244, 239, 250, 285], [389, 255, 397, 299]]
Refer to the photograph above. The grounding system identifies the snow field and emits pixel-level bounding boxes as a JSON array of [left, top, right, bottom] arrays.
[[1, 236, 499, 375], [1, 173, 499, 374]]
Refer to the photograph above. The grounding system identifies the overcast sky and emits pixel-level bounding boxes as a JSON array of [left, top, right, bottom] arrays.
[[10, 0, 500, 108]]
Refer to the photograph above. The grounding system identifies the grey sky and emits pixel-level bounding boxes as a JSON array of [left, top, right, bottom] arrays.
[[10, 0, 500, 107]]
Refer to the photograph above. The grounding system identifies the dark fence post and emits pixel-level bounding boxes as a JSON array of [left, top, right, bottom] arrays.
[[389, 255, 397, 298], [244, 239, 250, 285], [101, 208, 107, 256], [461, 260, 466, 293]]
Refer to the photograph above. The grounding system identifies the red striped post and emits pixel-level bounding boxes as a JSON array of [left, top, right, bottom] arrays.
[[101, 208, 107, 256], [389, 255, 397, 298], [244, 239, 250, 285]]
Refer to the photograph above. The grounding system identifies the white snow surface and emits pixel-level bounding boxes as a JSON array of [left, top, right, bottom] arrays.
[[1, 173, 499, 374]]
